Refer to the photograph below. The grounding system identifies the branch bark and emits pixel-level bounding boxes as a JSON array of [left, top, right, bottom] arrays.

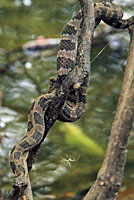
[[83, 25, 134, 200]]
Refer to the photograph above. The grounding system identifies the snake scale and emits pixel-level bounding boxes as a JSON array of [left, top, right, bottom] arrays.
[[10, 0, 134, 189]]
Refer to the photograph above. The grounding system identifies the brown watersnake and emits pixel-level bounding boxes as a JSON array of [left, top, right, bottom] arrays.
[[10, 0, 134, 189]]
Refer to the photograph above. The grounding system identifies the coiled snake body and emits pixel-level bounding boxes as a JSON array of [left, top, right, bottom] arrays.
[[10, 0, 134, 188]]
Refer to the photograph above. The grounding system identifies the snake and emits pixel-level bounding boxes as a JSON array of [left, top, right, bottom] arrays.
[[10, 0, 134, 189]]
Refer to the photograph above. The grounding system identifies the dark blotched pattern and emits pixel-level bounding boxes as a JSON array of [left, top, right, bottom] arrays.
[[14, 152, 21, 160], [62, 25, 77, 35], [19, 140, 31, 148], [27, 121, 33, 132], [60, 40, 75, 51], [18, 164, 25, 174], [34, 112, 44, 125], [38, 97, 48, 111], [31, 129, 42, 142], [57, 57, 75, 73], [10, 162, 16, 173]]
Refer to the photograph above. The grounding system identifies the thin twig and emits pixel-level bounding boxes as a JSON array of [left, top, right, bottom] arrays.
[[90, 43, 109, 64]]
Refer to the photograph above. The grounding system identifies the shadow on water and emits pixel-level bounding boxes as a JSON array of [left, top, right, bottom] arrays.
[[0, 0, 134, 199]]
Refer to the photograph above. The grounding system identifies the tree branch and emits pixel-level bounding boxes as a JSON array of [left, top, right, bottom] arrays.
[[83, 25, 134, 200], [9, 0, 94, 199]]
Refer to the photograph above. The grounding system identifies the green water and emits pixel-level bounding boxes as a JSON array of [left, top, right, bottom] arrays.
[[0, 0, 134, 199]]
